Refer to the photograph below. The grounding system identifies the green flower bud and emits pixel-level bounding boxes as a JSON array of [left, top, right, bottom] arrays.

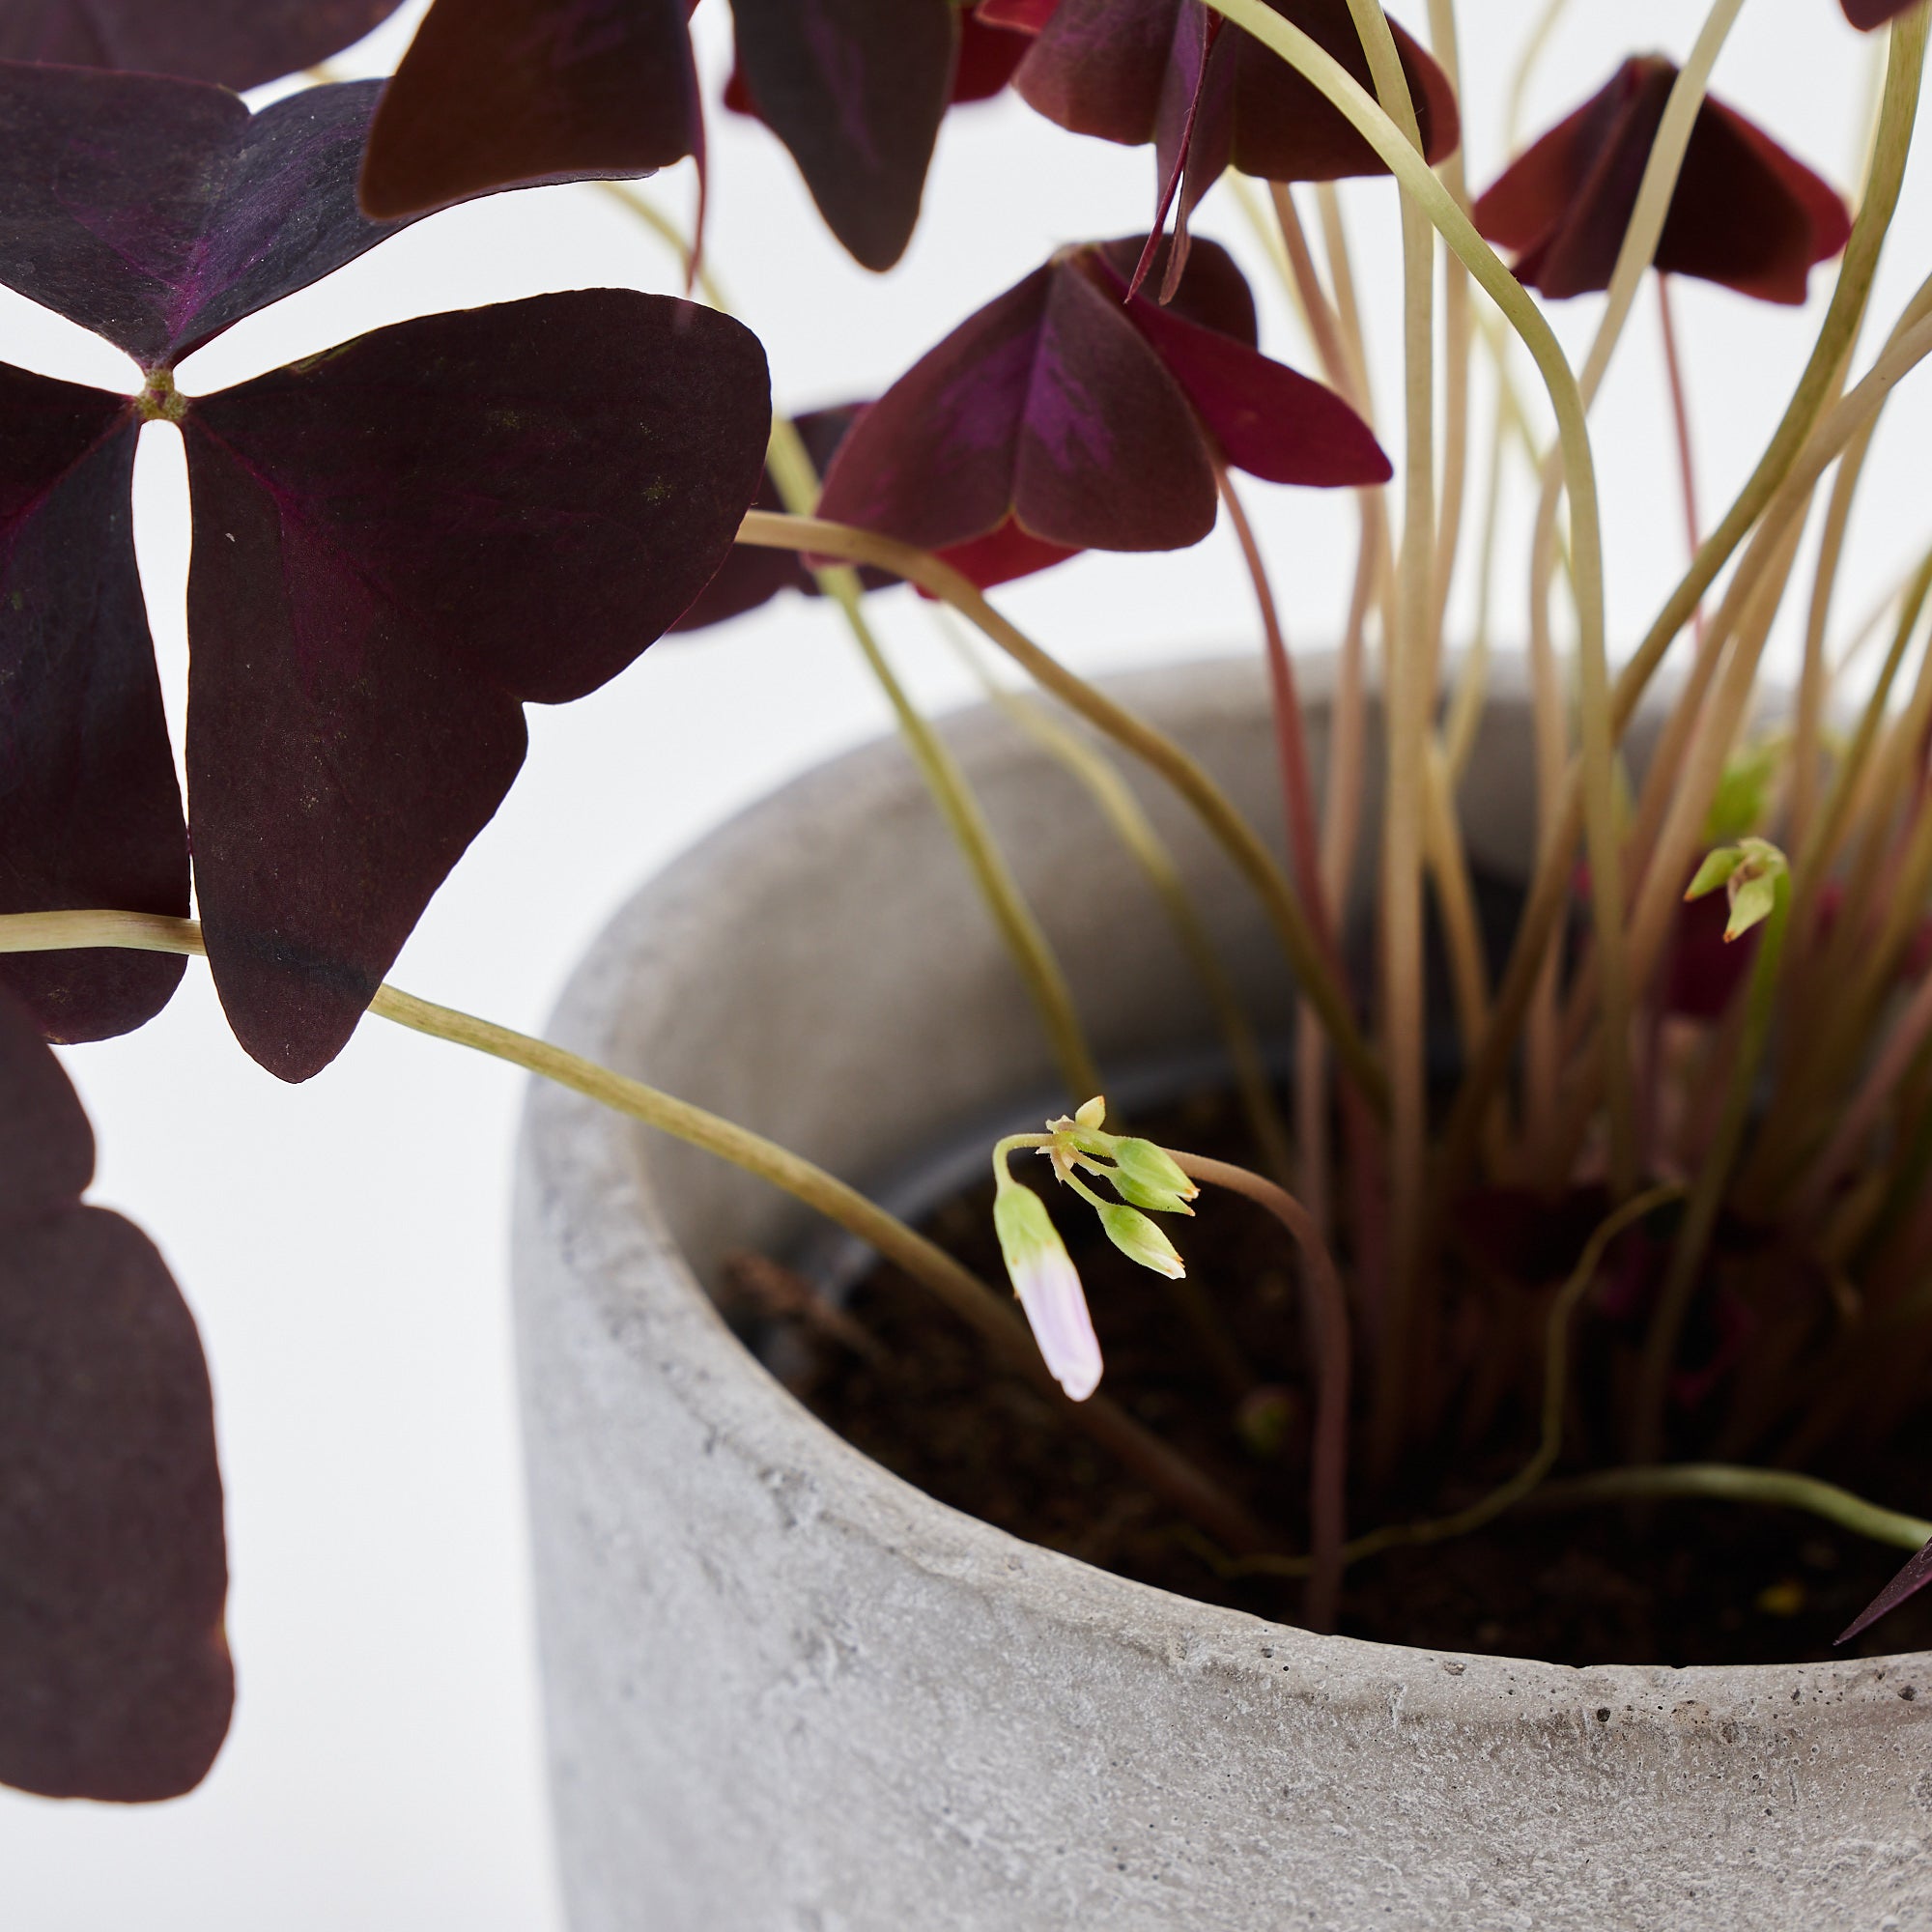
[[1107, 1138, 1199, 1215], [1095, 1203, 1186, 1279]]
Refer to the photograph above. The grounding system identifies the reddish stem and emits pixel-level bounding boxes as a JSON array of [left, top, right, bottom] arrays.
[[1171, 1150, 1350, 1633], [1218, 463, 1333, 950]]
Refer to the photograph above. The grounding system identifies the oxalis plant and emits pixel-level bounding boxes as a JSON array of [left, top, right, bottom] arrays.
[[4, 0, 1932, 1808]]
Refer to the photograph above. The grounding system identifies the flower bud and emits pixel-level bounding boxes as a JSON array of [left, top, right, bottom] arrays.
[[1095, 1203, 1186, 1280], [992, 1182, 1103, 1401], [1107, 1137, 1198, 1215]]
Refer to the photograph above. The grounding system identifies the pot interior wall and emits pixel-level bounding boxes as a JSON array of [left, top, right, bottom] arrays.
[[607, 653, 1627, 1293]]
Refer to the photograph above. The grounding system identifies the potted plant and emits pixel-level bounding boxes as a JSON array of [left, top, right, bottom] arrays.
[[4, 0, 1932, 1923]]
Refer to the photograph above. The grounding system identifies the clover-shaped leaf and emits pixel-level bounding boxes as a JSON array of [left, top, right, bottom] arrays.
[[724, 5, 1031, 132], [357, 0, 704, 227], [1473, 56, 1851, 304], [0, 66, 774, 1076], [728, 0, 960, 271], [0, 989, 231, 1802], [0, 0, 404, 90], [0, 366, 187, 1043], [816, 236, 1387, 587], [0, 69, 413, 367], [360, 0, 965, 270], [1006, 0, 1458, 288]]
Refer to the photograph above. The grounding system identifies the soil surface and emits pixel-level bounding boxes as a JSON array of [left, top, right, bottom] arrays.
[[739, 1086, 1932, 1669]]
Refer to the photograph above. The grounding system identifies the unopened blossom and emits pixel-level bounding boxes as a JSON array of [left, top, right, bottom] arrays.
[[993, 1180, 1103, 1401]]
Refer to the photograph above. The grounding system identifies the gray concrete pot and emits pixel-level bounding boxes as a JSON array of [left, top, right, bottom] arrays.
[[513, 656, 1932, 1931]]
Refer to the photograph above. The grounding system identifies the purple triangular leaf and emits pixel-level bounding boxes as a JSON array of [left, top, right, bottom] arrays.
[[178, 290, 771, 1079], [729, 0, 958, 271], [1839, 1536, 1932, 1647], [0, 363, 189, 1041], [1088, 245, 1390, 486], [1095, 231, 1259, 343], [0, 983, 94, 1215], [0, 989, 230, 1804], [0, 67, 412, 367], [358, 0, 701, 221], [0, 0, 405, 92], [816, 259, 1215, 572]]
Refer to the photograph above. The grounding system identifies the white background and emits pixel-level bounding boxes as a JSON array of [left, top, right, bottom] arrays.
[[1, 1, 1922, 1923]]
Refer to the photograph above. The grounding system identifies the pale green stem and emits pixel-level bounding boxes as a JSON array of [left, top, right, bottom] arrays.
[[1438, 202, 1932, 1209], [1200, 0, 1624, 1221], [1336, 0, 1438, 1464], [1790, 417, 1879, 856], [1441, 6, 1928, 1208], [1790, 546, 1932, 959], [1529, 0, 1747, 1188], [1200, 1453, 1926, 1581], [600, 186, 1104, 1109], [934, 614, 1296, 1187], [1505, 0, 1577, 152], [1426, 0, 1472, 663], [1266, 181, 1363, 414], [597, 180, 730, 310], [1441, 399, 1506, 784], [764, 431, 1104, 1110], [1532, 1465, 1932, 1552], [1315, 185, 1376, 427], [735, 510, 1388, 1116], [1330, 1186, 1681, 1567], [0, 912, 1270, 1556], [1605, 6, 1925, 729]]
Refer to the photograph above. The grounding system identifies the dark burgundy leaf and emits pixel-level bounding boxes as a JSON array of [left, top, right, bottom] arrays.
[[1839, 1536, 1932, 1646], [1662, 881, 1755, 1020], [1087, 242, 1390, 485], [0, 988, 93, 1215], [0, 68, 410, 367], [933, 517, 1082, 588], [1841, 0, 1920, 26], [816, 259, 1217, 578], [358, 0, 700, 222], [179, 290, 771, 1078], [0, 0, 403, 91], [728, 0, 957, 271], [1095, 232, 1259, 341], [724, 6, 1027, 120], [0, 989, 230, 1803], [0, 364, 188, 1041], [817, 240, 1381, 586], [978, 0, 1061, 29], [1220, 0, 1459, 178], [1014, 0, 1459, 252], [671, 405, 893, 631], [1473, 56, 1851, 304], [954, 7, 1034, 99]]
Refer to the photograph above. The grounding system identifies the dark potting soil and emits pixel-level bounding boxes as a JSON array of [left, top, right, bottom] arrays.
[[742, 1084, 1932, 1670]]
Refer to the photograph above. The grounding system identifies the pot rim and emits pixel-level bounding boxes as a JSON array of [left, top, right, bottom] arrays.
[[521, 649, 1932, 1735]]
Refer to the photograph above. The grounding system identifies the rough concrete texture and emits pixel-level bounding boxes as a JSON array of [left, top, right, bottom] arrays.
[[513, 658, 1932, 1930]]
